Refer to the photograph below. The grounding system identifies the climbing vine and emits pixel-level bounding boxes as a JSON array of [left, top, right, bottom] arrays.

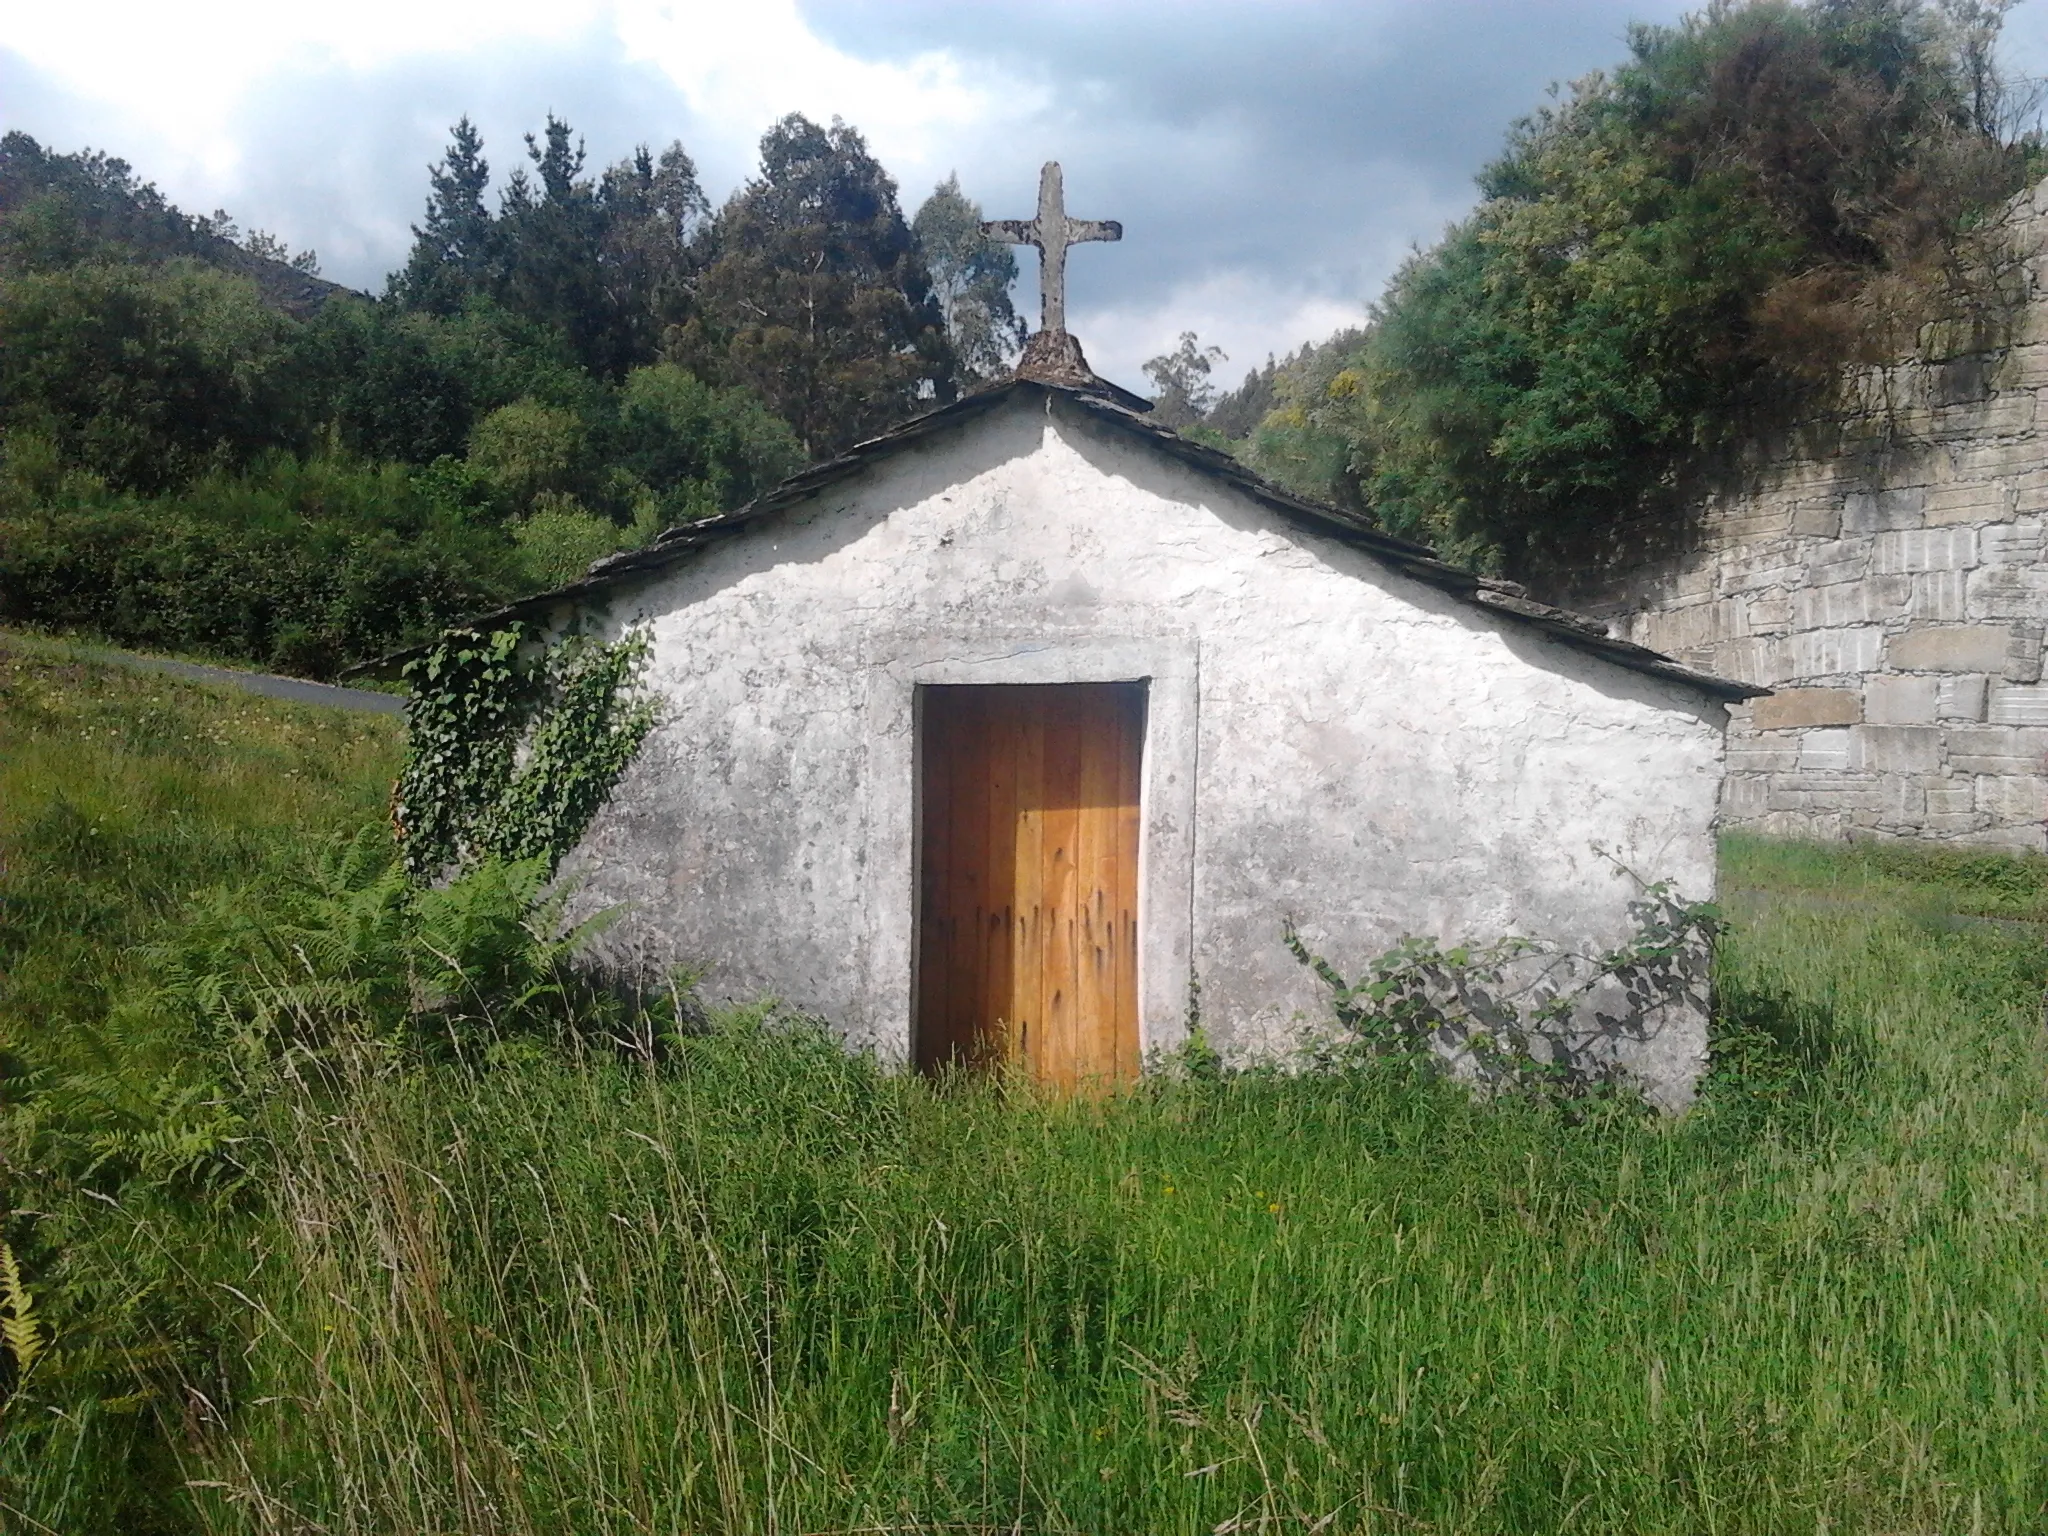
[[1285, 879, 1722, 1098], [394, 623, 658, 883]]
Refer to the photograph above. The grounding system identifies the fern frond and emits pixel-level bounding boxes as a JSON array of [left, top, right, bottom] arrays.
[[0, 1237, 47, 1378]]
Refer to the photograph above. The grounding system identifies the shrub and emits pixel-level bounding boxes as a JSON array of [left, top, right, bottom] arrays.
[[0, 454, 528, 676]]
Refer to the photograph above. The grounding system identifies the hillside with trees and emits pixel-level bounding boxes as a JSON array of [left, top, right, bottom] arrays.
[[0, 117, 1020, 677]]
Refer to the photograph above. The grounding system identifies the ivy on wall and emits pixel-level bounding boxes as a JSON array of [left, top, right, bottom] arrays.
[[394, 623, 657, 883]]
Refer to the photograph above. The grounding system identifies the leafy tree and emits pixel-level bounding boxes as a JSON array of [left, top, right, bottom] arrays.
[[512, 495, 621, 586], [597, 143, 710, 368], [468, 397, 588, 510], [493, 118, 617, 377], [1204, 354, 1287, 442], [1143, 332, 1226, 428], [1326, 0, 2041, 576], [690, 114, 955, 455], [0, 260, 299, 492], [913, 173, 1023, 383], [1242, 332, 1373, 510], [612, 362, 802, 520]]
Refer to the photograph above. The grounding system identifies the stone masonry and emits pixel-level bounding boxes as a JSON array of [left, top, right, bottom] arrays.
[[1574, 183, 2048, 851]]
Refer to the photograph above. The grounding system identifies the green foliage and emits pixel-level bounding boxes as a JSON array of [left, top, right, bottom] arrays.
[[1262, 0, 2042, 574], [395, 625, 657, 882], [292, 293, 590, 468], [0, 259, 299, 493], [612, 360, 802, 520], [467, 395, 586, 505], [511, 495, 622, 587], [0, 449, 530, 677], [0, 650, 402, 1532], [687, 114, 957, 454], [1240, 331, 1373, 511], [1286, 880, 1723, 1096], [395, 117, 707, 380], [0, 110, 987, 678]]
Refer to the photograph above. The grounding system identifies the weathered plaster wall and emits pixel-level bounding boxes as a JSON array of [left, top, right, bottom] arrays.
[[1571, 186, 2048, 849], [564, 393, 1727, 1105]]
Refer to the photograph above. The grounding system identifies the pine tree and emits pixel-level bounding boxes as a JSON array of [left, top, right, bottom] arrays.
[[496, 116, 616, 374], [395, 117, 495, 314]]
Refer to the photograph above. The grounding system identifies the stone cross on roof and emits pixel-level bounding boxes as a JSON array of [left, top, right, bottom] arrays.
[[981, 162, 1121, 336]]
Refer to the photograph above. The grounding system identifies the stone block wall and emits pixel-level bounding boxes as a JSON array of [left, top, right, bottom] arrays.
[[1569, 185, 2048, 851]]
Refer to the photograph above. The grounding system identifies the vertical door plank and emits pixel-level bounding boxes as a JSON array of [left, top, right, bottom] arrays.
[[915, 704, 954, 1069], [1038, 692, 1084, 1090], [979, 693, 1016, 1070], [1008, 692, 1046, 1074], [1073, 689, 1118, 1088], [963, 693, 1001, 1066], [1113, 688, 1144, 1081]]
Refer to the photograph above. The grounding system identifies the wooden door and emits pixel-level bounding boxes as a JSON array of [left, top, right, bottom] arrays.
[[916, 683, 1145, 1089]]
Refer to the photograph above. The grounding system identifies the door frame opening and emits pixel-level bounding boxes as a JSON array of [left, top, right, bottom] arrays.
[[913, 681, 1147, 1085], [860, 635, 1200, 1071]]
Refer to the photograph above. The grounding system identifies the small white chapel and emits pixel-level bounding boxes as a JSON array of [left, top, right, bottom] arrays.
[[485, 164, 1760, 1107]]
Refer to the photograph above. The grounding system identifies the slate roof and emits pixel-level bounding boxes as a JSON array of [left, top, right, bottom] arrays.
[[354, 377, 1765, 703]]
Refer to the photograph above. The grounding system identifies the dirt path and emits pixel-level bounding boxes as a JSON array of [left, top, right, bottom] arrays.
[[1, 633, 407, 716]]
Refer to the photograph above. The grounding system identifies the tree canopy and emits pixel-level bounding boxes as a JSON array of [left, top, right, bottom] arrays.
[[685, 115, 956, 455], [1238, 0, 2042, 577]]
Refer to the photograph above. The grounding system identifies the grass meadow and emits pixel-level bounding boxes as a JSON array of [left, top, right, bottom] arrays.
[[2, 646, 2044, 1534]]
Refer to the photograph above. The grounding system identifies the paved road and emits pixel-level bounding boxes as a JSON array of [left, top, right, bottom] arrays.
[[1, 634, 408, 716]]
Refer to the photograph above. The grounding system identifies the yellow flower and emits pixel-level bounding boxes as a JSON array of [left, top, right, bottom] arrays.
[[1268, 1203, 1282, 1215]]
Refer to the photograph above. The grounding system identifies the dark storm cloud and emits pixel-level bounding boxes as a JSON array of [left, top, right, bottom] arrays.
[[800, 0, 1692, 315]]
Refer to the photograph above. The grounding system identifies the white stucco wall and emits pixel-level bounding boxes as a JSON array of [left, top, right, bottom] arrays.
[[560, 392, 1729, 1105]]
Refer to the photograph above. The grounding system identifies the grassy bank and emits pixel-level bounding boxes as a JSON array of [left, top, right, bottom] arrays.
[[0, 642, 401, 1034], [3, 655, 2045, 1533]]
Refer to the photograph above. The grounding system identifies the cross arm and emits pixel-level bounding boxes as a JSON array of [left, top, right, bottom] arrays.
[[1067, 219, 1121, 244]]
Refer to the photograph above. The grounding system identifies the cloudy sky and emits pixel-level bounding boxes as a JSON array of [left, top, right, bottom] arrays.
[[8, 1, 2048, 391]]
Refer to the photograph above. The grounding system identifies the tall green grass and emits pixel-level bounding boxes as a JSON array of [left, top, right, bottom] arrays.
[[0, 646, 401, 1535], [173, 849, 2044, 1534], [4, 656, 2045, 1532]]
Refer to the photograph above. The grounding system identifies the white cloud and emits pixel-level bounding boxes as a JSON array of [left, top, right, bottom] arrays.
[[5, 1, 592, 184], [1077, 271, 1369, 392], [615, 0, 1033, 183]]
